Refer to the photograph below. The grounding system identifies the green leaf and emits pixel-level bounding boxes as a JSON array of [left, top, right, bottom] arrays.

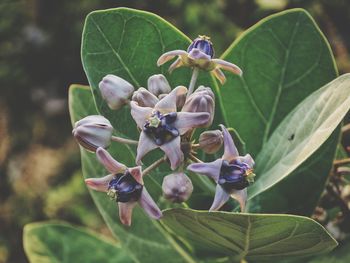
[[69, 85, 195, 263], [219, 8, 337, 156], [308, 241, 350, 263], [162, 208, 337, 261], [23, 221, 133, 263], [248, 74, 350, 205], [81, 7, 218, 139]]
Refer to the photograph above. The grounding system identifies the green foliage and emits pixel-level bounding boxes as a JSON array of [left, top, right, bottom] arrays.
[[23, 222, 133, 263], [162, 208, 337, 261]]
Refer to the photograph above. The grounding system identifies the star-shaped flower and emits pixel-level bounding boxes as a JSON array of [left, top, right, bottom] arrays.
[[85, 147, 162, 226], [130, 86, 210, 170], [187, 125, 255, 212], [157, 35, 242, 84]]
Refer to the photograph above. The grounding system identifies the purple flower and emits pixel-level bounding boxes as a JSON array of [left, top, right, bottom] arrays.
[[85, 147, 162, 226], [130, 86, 210, 170], [157, 35, 242, 84], [187, 125, 255, 212]]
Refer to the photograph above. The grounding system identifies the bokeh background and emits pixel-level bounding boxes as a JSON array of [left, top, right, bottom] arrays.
[[1, 0, 350, 262]]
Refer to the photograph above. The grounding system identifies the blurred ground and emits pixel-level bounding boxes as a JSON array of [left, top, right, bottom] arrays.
[[0, 0, 350, 262]]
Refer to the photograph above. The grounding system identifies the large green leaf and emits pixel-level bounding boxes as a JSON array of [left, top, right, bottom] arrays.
[[23, 222, 133, 263], [308, 241, 350, 263], [162, 208, 337, 262], [69, 85, 195, 263], [219, 8, 337, 156], [248, 74, 350, 204], [81, 7, 218, 139]]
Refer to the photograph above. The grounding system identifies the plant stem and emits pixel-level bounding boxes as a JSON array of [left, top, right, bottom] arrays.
[[189, 153, 203, 163], [111, 135, 138, 145], [334, 158, 350, 166], [187, 67, 199, 98], [142, 156, 167, 176]]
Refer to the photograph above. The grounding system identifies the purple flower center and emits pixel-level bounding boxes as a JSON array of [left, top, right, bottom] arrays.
[[218, 160, 250, 192], [107, 171, 143, 203], [187, 36, 214, 58], [143, 111, 179, 145]]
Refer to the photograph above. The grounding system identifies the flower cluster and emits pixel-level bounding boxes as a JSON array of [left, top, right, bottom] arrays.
[[73, 36, 254, 226]]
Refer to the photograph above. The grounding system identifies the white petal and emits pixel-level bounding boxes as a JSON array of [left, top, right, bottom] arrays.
[[138, 188, 162, 220], [130, 101, 153, 129], [187, 159, 222, 183], [118, 202, 137, 226], [157, 50, 188, 66], [96, 147, 126, 173], [155, 86, 187, 113], [209, 185, 230, 211], [160, 136, 183, 170], [231, 188, 247, 212], [220, 125, 239, 162], [175, 112, 210, 135], [85, 174, 114, 192], [136, 132, 158, 165], [212, 59, 243, 76]]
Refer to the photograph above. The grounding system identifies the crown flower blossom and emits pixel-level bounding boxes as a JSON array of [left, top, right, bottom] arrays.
[[130, 86, 210, 170], [157, 35, 243, 84], [85, 147, 162, 226], [187, 125, 255, 212]]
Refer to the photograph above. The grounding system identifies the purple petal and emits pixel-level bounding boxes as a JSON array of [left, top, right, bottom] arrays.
[[175, 112, 210, 135], [155, 86, 187, 113], [96, 147, 126, 173], [157, 50, 188, 66], [130, 101, 153, 129], [160, 136, 183, 170], [85, 174, 114, 192], [187, 159, 222, 183], [128, 166, 143, 185], [136, 132, 158, 165], [138, 188, 162, 220], [238, 154, 255, 168], [118, 202, 137, 226], [212, 68, 226, 85], [230, 188, 247, 212], [209, 185, 230, 211], [188, 48, 211, 61], [169, 57, 184, 73], [212, 59, 243, 76], [220, 125, 239, 162]]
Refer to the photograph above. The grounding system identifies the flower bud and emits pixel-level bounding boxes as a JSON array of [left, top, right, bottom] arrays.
[[199, 130, 223, 154], [132, 87, 159, 107], [162, 173, 193, 203], [158, 87, 186, 109], [99, 74, 134, 110], [182, 86, 215, 127], [73, 115, 113, 152], [187, 35, 214, 58], [147, 74, 171, 97]]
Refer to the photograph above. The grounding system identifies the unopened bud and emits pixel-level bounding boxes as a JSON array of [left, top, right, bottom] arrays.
[[99, 74, 134, 110], [162, 173, 193, 203], [158, 88, 186, 109], [199, 130, 223, 154], [182, 86, 215, 127], [73, 115, 113, 152], [147, 74, 171, 96], [132, 87, 159, 107]]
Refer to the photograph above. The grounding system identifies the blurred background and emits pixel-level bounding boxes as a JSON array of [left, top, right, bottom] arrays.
[[1, 0, 350, 262]]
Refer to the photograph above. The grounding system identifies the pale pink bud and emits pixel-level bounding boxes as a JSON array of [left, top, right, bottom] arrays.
[[162, 172, 193, 203], [182, 86, 215, 127], [72, 115, 113, 152], [199, 130, 223, 154], [147, 74, 171, 96], [99, 74, 134, 110], [132, 87, 159, 107]]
